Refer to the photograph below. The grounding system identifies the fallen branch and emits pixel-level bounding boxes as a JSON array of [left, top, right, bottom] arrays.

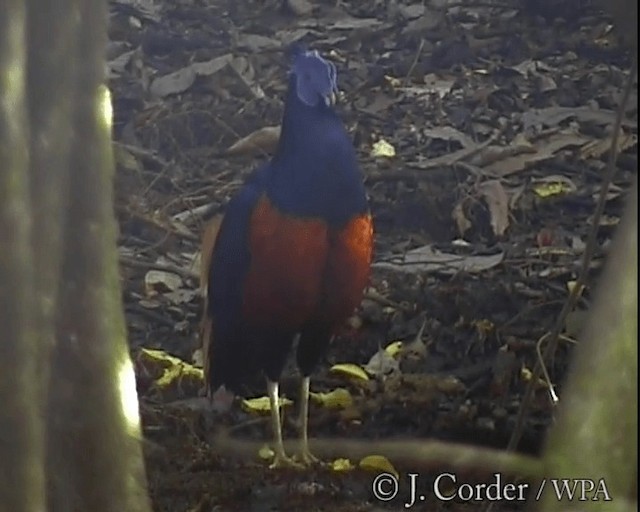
[[212, 430, 543, 478]]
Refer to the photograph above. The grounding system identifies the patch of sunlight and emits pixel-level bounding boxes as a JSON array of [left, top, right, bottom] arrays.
[[2, 25, 26, 136], [99, 84, 113, 128], [118, 354, 141, 435]]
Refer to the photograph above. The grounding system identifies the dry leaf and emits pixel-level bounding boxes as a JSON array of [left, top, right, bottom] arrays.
[[229, 56, 265, 99], [258, 445, 274, 461], [144, 270, 182, 296], [309, 388, 353, 409], [373, 245, 504, 274], [359, 455, 399, 478], [489, 131, 590, 176], [285, 0, 313, 16], [580, 131, 637, 159], [532, 175, 577, 198], [242, 396, 293, 414], [150, 54, 232, 97], [422, 126, 476, 148], [135, 349, 204, 400], [365, 348, 400, 377], [238, 34, 280, 52], [330, 363, 370, 381], [330, 458, 355, 471], [384, 341, 404, 358], [452, 201, 472, 235], [477, 180, 510, 236], [331, 17, 382, 30], [522, 106, 637, 131], [225, 126, 281, 157], [371, 138, 396, 158], [401, 334, 428, 361]]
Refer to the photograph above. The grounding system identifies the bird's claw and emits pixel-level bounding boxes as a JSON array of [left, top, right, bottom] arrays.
[[269, 454, 304, 470], [294, 448, 321, 467]]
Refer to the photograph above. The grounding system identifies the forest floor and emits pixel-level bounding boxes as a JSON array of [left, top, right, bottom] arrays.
[[108, 0, 636, 510]]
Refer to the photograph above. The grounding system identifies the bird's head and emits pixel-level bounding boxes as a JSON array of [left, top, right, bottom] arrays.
[[290, 46, 338, 108]]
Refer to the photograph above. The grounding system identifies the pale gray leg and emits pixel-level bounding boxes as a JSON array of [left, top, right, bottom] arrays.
[[296, 376, 320, 465], [267, 380, 301, 468]]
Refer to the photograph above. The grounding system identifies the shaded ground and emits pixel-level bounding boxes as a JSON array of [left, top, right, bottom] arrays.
[[108, 0, 636, 510]]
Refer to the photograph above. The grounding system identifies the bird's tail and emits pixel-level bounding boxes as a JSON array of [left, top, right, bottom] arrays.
[[199, 212, 224, 397]]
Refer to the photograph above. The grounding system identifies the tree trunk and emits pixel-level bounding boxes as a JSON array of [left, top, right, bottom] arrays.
[[1, 0, 152, 509], [0, 1, 46, 511], [539, 180, 638, 510]]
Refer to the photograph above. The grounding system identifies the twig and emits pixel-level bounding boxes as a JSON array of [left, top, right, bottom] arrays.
[[113, 141, 169, 168], [506, 57, 638, 452], [211, 431, 543, 478], [363, 289, 413, 313], [118, 205, 199, 242], [171, 203, 216, 224], [404, 38, 425, 85], [119, 254, 199, 281]]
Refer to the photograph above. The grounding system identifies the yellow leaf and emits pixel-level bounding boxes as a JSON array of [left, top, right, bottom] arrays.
[[155, 365, 203, 388], [474, 319, 495, 336], [384, 75, 401, 87], [359, 455, 399, 478], [331, 458, 355, 471], [520, 366, 547, 388], [371, 139, 396, 158], [533, 181, 572, 198], [140, 348, 181, 366], [242, 396, 293, 414], [309, 388, 353, 409], [384, 341, 404, 358], [566, 281, 585, 295], [138, 348, 204, 389], [258, 444, 274, 461], [330, 363, 370, 381]]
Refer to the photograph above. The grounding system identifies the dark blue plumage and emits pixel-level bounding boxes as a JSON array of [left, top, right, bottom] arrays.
[[269, 71, 368, 224], [203, 49, 373, 467]]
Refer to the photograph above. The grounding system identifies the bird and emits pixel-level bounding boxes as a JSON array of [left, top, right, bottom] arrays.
[[201, 47, 373, 468]]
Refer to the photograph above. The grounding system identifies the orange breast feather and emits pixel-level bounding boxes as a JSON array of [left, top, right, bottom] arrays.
[[243, 196, 373, 331], [243, 196, 329, 329], [319, 214, 374, 324]]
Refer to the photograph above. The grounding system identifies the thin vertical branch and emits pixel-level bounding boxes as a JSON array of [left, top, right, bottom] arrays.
[[508, 56, 638, 452]]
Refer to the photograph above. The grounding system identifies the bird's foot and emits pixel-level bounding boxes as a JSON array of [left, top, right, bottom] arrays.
[[294, 447, 321, 467], [269, 453, 304, 470]]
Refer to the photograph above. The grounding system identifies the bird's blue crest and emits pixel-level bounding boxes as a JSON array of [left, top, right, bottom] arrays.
[[290, 47, 338, 107]]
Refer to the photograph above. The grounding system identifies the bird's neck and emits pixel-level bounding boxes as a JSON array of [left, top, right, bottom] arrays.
[[274, 76, 338, 160], [266, 78, 367, 224]]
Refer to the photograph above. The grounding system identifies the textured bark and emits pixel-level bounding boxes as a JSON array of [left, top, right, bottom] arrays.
[[1, 0, 151, 510], [46, 0, 151, 509], [26, 0, 76, 403], [0, 1, 46, 510]]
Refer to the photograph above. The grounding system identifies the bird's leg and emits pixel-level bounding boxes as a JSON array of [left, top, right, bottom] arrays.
[[295, 376, 320, 465], [267, 380, 301, 469]]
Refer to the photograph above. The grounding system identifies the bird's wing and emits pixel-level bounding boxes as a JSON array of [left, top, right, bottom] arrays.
[[203, 166, 267, 391]]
